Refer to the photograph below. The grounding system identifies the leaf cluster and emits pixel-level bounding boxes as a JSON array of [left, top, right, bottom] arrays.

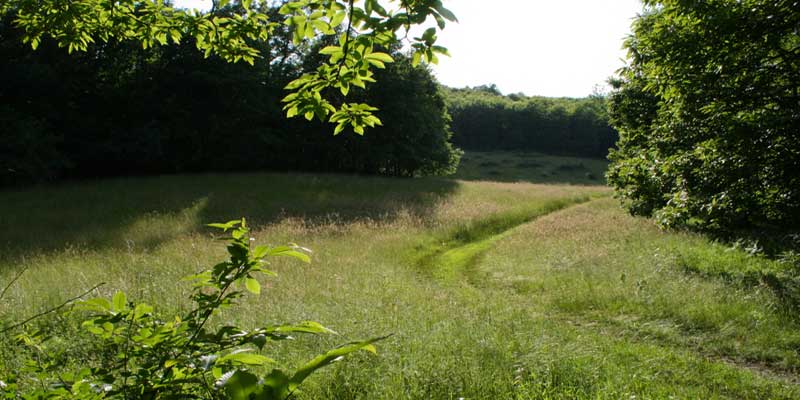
[[5, 0, 456, 134]]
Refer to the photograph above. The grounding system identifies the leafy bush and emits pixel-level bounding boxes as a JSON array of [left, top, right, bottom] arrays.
[[0, 219, 381, 398], [607, 0, 800, 243]]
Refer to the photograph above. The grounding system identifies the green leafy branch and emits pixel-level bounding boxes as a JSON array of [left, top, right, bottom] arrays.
[[3, 219, 384, 398], [6, 0, 456, 134]]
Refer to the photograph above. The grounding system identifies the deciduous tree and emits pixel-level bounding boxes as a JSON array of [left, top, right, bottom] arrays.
[[607, 0, 800, 241]]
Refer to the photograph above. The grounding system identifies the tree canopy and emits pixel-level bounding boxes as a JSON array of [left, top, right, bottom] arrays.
[[607, 0, 800, 244], [0, 5, 460, 185], [2, 0, 456, 134]]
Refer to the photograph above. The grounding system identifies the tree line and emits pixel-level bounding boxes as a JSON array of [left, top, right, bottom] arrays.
[[443, 85, 618, 159]]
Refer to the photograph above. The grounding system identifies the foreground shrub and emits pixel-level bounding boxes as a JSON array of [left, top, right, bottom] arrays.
[[0, 219, 381, 398]]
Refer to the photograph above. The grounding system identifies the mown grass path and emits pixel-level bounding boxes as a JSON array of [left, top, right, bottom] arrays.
[[414, 196, 598, 284], [442, 198, 800, 397]]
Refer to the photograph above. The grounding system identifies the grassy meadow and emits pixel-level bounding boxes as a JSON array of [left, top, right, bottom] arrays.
[[1, 152, 799, 399], [452, 151, 609, 185]]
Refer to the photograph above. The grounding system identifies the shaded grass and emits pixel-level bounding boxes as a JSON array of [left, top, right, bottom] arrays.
[[454, 151, 609, 185], [1, 170, 799, 398], [0, 173, 460, 262]]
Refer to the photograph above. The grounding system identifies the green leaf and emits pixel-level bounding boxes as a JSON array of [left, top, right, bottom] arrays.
[[330, 11, 346, 27], [245, 277, 261, 295], [251, 245, 270, 259], [268, 246, 311, 263], [79, 298, 112, 313], [364, 52, 393, 63], [262, 370, 292, 398], [434, 3, 458, 22], [432, 45, 450, 57], [366, 60, 384, 68], [289, 336, 388, 389], [268, 321, 337, 335], [222, 371, 261, 400], [133, 303, 153, 320], [334, 123, 346, 135], [319, 46, 341, 56], [412, 51, 422, 67], [433, 13, 446, 30], [207, 220, 241, 231], [218, 350, 274, 366], [170, 29, 181, 44], [422, 27, 437, 44], [112, 291, 127, 313], [312, 19, 333, 34]]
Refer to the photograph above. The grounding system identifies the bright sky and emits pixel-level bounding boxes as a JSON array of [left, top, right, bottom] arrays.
[[174, 0, 643, 97], [427, 0, 642, 97]]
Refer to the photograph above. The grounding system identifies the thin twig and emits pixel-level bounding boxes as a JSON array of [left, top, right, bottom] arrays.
[[0, 282, 105, 334], [200, 372, 216, 399], [183, 275, 236, 348], [0, 264, 29, 303], [334, 0, 355, 81], [120, 313, 135, 398]]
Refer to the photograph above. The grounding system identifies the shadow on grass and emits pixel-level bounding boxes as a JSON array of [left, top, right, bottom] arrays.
[[0, 172, 459, 263], [452, 151, 609, 186]]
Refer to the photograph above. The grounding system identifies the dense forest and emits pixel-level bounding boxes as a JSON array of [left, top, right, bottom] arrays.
[[443, 85, 617, 158], [0, 6, 460, 186]]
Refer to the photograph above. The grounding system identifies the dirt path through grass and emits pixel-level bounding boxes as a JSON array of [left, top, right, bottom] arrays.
[[414, 195, 600, 284]]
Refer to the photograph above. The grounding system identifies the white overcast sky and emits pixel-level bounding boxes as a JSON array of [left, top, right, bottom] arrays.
[[174, 0, 643, 97]]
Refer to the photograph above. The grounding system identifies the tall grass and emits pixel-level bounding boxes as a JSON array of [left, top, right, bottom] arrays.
[[1, 153, 798, 398]]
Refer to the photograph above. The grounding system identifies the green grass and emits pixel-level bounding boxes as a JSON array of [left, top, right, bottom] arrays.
[[453, 151, 609, 185], [1, 152, 799, 398]]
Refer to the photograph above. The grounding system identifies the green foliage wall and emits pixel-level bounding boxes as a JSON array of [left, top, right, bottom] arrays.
[[443, 86, 618, 158], [0, 12, 459, 186], [607, 0, 800, 240]]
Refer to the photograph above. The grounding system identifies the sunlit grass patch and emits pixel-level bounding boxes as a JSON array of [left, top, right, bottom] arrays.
[[480, 198, 800, 373]]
